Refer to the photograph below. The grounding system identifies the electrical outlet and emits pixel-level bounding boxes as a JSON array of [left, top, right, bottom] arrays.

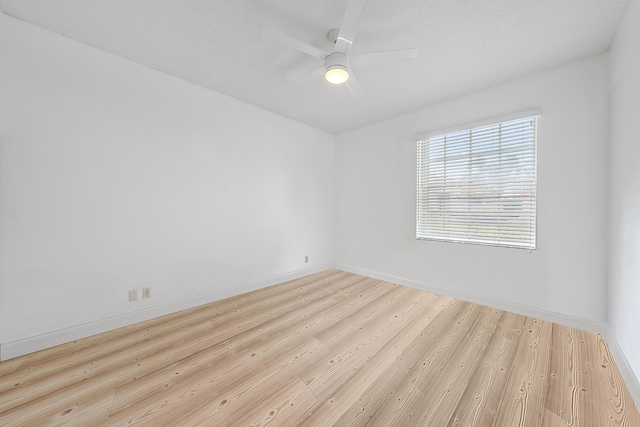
[[129, 289, 137, 302], [142, 287, 151, 299], [305, 255, 309, 263]]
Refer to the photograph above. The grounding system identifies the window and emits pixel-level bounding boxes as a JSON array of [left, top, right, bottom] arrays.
[[416, 113, 538, 249]]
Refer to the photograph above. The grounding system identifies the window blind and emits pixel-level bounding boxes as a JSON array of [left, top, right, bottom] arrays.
[[416, 115, 537, 249]]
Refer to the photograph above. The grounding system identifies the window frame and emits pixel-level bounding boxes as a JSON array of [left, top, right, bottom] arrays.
[[415, 109, 540, 250]]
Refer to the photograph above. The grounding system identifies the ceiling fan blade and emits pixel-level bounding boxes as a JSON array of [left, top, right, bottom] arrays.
[[350, 48, 418, 67], [287, 65, 325, 85], [345, 72, 364, 97], [262, 26, 327, 60], [335, 0, 369, 54]]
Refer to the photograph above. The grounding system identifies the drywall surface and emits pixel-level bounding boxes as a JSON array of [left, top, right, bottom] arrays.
[[0, 13, 334, 344], [334, 54, 609, 323], [608, 0, 640, 390]]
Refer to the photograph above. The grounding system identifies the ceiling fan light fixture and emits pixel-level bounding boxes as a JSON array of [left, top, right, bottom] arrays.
[[324, 52, 350, 85], [325, 65, 350, 84]]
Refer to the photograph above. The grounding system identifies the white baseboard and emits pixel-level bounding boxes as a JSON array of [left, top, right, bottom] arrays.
[[334, 262, 640, 411], [0, 264, 333, 361]]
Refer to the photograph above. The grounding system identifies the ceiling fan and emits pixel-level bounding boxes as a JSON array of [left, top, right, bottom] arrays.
[[262, 0, 418, 96]]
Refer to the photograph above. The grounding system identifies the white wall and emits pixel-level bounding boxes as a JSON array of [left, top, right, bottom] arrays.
[[608, 0, 640, 387], [334, 55, 609, 323], [0, 14, 334, 346]]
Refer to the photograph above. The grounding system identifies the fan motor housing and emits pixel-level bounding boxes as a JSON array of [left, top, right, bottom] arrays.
[[325, 52, 350, 69]]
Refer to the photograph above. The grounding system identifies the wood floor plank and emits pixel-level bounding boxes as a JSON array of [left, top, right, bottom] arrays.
[[0, 270, 638, 426], [0, 357, 26, 378], [361, 304, 500, 426], [447, 310, 527, 426], [108, 315, 307, 417], [297, 321, 432, 426], [171, 275, 384, 361], [129, 337, 329, 426], [328, 296, 469, 426], [169, 345, 325, 427], [300, 289, 442, 402], [589, 332, 640, 426], [546, 323, 582, 425], [215, 376, 318, 427], [17, 387, 116, 427], [549, 326, 640, 427], [0, 346, 174, 426], [314, 286, 438, 349], [297, 300, 461, 426], [0, 327, 185, 407], [411, 306, 503, 425], [543, 407, 572, 427], [494, 317, 553, 427], [172, 272, 370, 360], [0, 314, 210, 395]]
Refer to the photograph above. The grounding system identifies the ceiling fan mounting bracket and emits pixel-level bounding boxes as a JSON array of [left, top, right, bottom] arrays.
[[327, 28, 340, 44]]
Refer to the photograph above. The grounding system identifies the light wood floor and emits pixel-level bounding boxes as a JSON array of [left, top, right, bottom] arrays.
[[1, 270, 638, 426]]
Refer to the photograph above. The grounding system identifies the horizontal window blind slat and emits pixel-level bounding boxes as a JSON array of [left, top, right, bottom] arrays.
[[423, 145, 535, 163], [417, 228, 535, 237]]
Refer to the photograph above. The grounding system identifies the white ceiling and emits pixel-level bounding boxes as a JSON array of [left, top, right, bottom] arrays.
[[0, 0, 629, 134]]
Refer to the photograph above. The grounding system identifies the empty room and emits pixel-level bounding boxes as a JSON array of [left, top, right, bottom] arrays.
[[1, 0, 639, 425]]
